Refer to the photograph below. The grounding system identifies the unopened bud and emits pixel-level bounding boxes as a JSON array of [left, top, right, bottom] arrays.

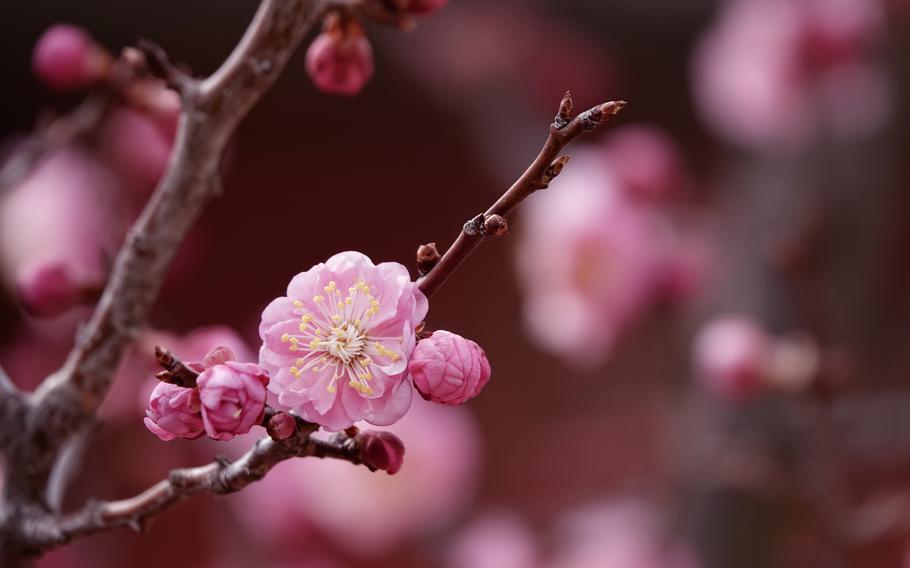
[[417, 242, 441, 275], [266, 411, 297, 441], [32, 24, 111, 91], [483, 214, 509, 238], [357, 430, 406, 474]]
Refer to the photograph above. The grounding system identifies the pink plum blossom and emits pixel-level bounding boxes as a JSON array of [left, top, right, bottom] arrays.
[[259, 251, 428, 431], [197, 361, 270, 441], [0, 148, 121, 317], [230, 398, 480, 556], [693, 315, 772, 401], [305, 18, 374, 96], [447, 511, 540, 568], [104, 325, 254, 424], [409, 330, 491, 405], [691, 0, 890, 149], [144, 382, 205, 441], [32, 24, 110, 91], [515, 149, 673, 366]]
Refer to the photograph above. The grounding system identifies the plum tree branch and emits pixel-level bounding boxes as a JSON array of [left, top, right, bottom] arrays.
[[416, 92, 626, 298], [28, 424, 370, 548], [15, 0, 324, 503]]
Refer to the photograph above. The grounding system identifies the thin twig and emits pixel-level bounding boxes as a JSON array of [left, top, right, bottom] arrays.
[[416, 93, 626, 298], [31, 425, 371, 547]]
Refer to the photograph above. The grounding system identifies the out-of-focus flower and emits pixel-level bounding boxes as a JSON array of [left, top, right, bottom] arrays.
[[447, 511, 540, 568], [143, 382, 205, 441], [32, 24, 110, 91], [198, 361, 270, 441], [98, 107, 176, 192], [601, 125, 690, 203], [259, 251, 428, 431], [691, 0, 890, 149], [231, 398, 480, 556], [357, 430, 406, 474], [0, 148, 121, 317], [767, 332, 820, 392], [693, 315, 772, 401], [516, 149, 675, 366], [305, 16, 374, 96], [548, 499, 700, 568], [409, 330, 491, 406]]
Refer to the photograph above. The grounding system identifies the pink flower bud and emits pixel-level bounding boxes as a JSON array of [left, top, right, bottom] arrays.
[[266, 411, 297, 441], [693, 316, 771, 401], [143, 382, 204, 441], [305, 22, 374, 96], [408, 331, 491, 406], [32, 24, 110, 91], [203, 345, 236, 369], [197, 361, 270, 441], [357, 430, 406, 475], [400, 0, 448, 15]]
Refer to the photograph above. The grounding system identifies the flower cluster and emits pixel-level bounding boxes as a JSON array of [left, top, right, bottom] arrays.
[[144, 347, 270, 441], [258, 251, 491, 431], [146, 251, 492, 481]]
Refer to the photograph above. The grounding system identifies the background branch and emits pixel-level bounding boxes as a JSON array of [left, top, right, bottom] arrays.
[[14, 0, 325, 505], [416, 92, 625, 298]]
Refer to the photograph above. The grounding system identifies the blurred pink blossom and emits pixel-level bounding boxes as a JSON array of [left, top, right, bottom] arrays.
[[447, 511, 540, 568], [601, 125, 690, 203], [548, 499, 700, 568], [691, 0, 891, 149], [0, 148, 122, 317], [516, 149, 675, 366], [98, 107, 176, 192], [693, 315, 772, 401], [259, 251, 427, 431], [409, 330, 491, 406], [231, 398, 481, 556], [32, 24, 110, 91]]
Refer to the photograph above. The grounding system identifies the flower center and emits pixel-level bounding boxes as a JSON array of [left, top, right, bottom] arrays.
[[279, 280, 403, 395], [324, 321, 366, 364]]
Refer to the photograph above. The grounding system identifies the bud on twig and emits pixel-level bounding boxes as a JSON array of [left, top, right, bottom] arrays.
[[266, 411, 297, 441], [553, 90, 574, 129], [482, 214, 509, 238], [356, 430, 406, 474], [540, 155, 571, 189], [416, 242, 441, 276]]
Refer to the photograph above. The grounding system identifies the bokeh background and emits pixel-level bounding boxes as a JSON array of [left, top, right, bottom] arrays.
[[2, 0, 910, 566]]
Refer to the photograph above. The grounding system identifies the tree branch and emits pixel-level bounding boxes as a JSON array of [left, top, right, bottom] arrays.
[[416, 92, 626, 298], [13, 0, 324, 506], [29, 425, 371, 548]]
